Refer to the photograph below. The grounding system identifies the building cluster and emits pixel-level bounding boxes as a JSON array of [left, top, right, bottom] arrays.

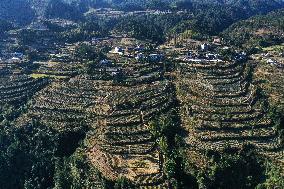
[[267, 58, 284, 68], [176, 51, 222, 62], [109, 45, 164, 62], [86, 8, 182, 19], [251, 49, 284, 68]]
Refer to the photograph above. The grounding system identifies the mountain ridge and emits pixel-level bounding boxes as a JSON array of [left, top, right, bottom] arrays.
[[1, 0, 284, 25]]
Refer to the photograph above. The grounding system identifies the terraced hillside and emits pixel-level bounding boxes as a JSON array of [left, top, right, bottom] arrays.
[[91, 62, 165, 86], [176, 59, 283, 168], [25, 75, 101, 132], [0, 62, 18, 71], [25, 62, 166, 130], [21, 62, 175, 187], [0, 73, 48, 105], [86, 80, 175, 187], [255, 61, 284, 109], [34, 62, 82, 79]]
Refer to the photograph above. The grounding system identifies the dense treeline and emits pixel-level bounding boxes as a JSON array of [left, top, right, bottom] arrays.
[[45, 0, 83, 21], [1, 0, 284, 28], [12, 4, 284, 46], [222, 9, 284, 48], [16, 18, 112, 47], [0, 121, 58, 189], [1, 0, 284, 45], [172, 1, 284, 35], [195, 146, 266, 189], [104, 1, 284, 43], [182, 145, 283, 189], [0, 120, 91, 189], [0, 0, 35, 25], [0, 19, 13, 34], [40, 3, 284, 46], [114, 13, 191, 43], [100, 0, 284, 12]]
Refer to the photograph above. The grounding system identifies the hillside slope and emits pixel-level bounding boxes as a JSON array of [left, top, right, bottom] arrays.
[[223, 9, 284, 48], [0, 0, 35, 25], [1, 0, 284, 26]]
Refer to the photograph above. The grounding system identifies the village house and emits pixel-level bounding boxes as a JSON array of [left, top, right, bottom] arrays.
[[134, 45, 145, 52], [135, 53, 145, 61], [8, 57, 21, 64], [149, 54, 164, 62], [267, 58, 284, 68], [99, 59, 113, 67], [111, 47, 124, 55], [200, 43, 210, 51], [206, 53, 219, 60]]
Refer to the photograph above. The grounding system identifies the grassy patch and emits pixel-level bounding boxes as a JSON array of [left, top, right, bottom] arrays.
[[262, 44, 284, 52], [30, 73, 68, 79]]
